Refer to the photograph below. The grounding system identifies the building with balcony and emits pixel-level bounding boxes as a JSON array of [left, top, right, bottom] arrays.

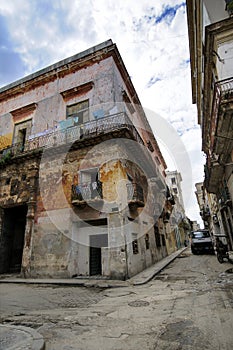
[[166, 171, 190, 251], [186, 1, 233, 250], [195, 182, 223, 238], [0, 40, 174, 279]]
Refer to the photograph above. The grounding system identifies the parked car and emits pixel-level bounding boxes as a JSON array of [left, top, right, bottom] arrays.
[[190, 230, 214, 254]]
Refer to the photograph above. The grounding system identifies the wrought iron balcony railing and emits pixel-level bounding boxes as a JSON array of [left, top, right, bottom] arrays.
[[207, 77, 233, 153], [212, 77, 233, 124], [0, 112, 144, 161], [126, 182, 144, 207], [71, 180, 103, 204]]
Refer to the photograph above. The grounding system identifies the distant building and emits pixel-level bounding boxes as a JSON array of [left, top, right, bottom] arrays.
[[166, 171, 184, 208], [166, 170, 190, 251], [0, 40, 177, 279], [195, 182, 222, 237], [186, 0, 233, 250], [192, 221, 200, 232]]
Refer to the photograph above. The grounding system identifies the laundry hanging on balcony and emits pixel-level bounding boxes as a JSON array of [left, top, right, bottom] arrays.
[[58, 118, 74, 130]]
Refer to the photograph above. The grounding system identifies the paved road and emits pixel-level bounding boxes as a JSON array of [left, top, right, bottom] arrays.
[[0, 249, 233, 350]]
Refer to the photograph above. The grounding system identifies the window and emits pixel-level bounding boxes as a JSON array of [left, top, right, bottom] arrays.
[[18, 129, 27, 150], [147, 140, 154, 152], [154, 224, 161, 247], [155, 156, 161, 165], [67, 100, 89, 125], [13, 119, 32, 150], [5, 178, 11, 185], [122, 90, 135, 113], [173, 187, 178, 194], [171, 177, 176, 185], [145, 234, 150, 249], [132, 239, 139, 254], [161, 235, 166, 246]]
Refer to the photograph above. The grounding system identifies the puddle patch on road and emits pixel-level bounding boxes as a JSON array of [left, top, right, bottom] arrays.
[[159, 319, 206, 347]]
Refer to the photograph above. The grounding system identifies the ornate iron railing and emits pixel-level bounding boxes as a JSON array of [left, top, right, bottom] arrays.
[[0, 112, 144, 160], [126, 182, 144, 204], [210, 77, 233, 151], [71, 180, 103, 202]]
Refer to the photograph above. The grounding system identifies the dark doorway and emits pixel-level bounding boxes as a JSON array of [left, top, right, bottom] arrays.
[[89, 234, 108, 276], [0, 205, 27, 274]]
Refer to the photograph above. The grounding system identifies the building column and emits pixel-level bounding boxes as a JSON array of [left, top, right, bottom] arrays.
[[21, 163, 39, 277], [21, 201, 36, 277]]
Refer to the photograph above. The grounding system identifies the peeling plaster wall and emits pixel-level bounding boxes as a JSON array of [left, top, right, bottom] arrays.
[[30, 208, 72, 277], [0, 159, 38, 207], [29, 138, 165, 278], [0, 47, 170, 279]]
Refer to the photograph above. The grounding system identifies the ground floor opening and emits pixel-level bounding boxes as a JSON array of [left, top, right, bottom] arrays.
[[89, 234, 108, 276], [0, 204, 27, 274]]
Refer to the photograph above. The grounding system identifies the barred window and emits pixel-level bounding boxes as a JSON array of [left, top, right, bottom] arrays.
[[132, 239, 139, 254], [145, 234, 150, 249], [154, 224, 161, 247]]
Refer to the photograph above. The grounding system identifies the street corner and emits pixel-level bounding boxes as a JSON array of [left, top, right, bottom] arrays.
[[0, 324, 45, 350]]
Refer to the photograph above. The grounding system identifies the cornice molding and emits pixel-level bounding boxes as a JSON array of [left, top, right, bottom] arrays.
[[60, 81, 94, 101]]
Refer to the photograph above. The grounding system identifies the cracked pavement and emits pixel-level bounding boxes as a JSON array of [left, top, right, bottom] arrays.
[[0, 250, 233, 349]]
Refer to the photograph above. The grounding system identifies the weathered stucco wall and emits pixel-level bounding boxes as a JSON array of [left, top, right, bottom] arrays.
[[0, 42, 170, 279], [0, 159, 39, 207]]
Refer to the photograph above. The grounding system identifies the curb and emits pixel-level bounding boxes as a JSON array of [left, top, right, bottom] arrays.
[[132, 247, 188, 285], [0, 248, 187, 288], [0, 324, 45, 350]]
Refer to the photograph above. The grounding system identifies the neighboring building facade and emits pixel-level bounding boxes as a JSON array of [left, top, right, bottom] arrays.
[[186, 0, 233, 250], [195, 182, 209, 229], [0, 40, 175, 279], [166, 171, 190, 250], [195, 182, 223, 237]]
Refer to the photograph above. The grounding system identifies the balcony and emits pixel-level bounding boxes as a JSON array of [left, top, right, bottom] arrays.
[[71, 180, 103, 207], [209, 78, 233, 155], [200, 207, 211, 220], [219, 185, 232, 208], [204, 160, 224, 194], [0, 112, 144, 163], [126, 182, 144, 208]]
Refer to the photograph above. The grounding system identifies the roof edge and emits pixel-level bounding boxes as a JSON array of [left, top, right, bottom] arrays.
[[0, 39, 113, 94]]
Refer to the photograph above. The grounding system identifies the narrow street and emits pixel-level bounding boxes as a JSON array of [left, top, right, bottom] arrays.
[[1, 249, 233, 350]]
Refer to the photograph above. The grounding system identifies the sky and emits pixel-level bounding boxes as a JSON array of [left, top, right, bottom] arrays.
[[0, 0, 206, 225]]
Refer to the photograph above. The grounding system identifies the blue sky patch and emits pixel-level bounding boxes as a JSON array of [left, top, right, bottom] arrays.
[[0, 14, 27, 86], [145, 2, 186, 26]]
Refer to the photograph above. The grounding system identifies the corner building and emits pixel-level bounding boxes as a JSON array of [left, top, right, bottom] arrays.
[[0, 40, 171, 279]]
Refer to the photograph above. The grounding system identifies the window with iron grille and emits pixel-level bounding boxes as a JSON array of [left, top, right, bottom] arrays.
[[173, 187, 178, 194], [145, 234, 150, 249], [132, 239, 139, 254], [154, 224, 161, 247]]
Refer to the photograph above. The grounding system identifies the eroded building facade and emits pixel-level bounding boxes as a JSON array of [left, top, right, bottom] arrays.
[[0, 40, 174, 279], [186, 0, 233, 250]]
